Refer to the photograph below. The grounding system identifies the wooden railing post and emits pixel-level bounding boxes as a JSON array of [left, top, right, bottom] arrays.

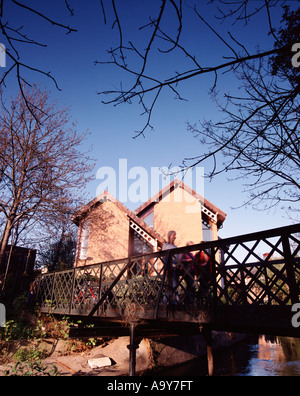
[[282, 233, 299, 305], [97, 263, 104, 316], [69, 268, 76, 314], [155, 252, 170, 319], [240, 267, 248, 305], [211, 247, 218, 308], [50, 273, 56, 312], [167, 252, 174, 318]]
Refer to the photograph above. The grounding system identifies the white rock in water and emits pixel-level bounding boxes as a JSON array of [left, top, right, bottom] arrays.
[[88, 357, 112, 369]]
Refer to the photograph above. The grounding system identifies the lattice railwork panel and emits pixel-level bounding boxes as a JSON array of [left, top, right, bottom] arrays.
[[72, 266, 102, 314], [289, 232, 300, 300], [52, 271, 74, 311], [35, 224, 300, 324], [96, 259, 131, 318], [216, 233, 299, 307], [157, 246, 215, 320], [36, 275, 55, 309], [99, 255, 168, 320]]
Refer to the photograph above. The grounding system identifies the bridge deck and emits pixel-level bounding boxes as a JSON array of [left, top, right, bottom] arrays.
[[36, 224, 300, 338]]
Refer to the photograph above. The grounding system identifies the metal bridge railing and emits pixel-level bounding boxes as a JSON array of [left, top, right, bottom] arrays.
[[35, 224, 300, 323]]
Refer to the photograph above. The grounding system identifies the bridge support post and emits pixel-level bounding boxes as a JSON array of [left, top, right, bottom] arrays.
[[127, 324, 139, 376], [203, 328, 214, 377]]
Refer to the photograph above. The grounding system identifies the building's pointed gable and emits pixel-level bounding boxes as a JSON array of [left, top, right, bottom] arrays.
[[72, 180, 227, 267], [73, 190, 164, 245], [135, 179, 226, 228], [72, 191, 165, 267], [135, 179, 227, 247]]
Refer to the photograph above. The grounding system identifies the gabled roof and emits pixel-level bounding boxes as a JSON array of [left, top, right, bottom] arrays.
[[135, 178, 227, 229], [72, 191, 165, 246]]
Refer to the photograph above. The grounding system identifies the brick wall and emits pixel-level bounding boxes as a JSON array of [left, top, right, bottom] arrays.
[[153, 187, 204, 247], [75, 201, 130, 267]]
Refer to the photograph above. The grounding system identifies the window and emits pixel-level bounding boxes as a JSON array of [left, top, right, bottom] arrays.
[[202, 223, 213, 242], [131, 229, 153, 256], [80, 220, 90, 260], [143, 211, 154, 229], [129, 228, 154, 277]]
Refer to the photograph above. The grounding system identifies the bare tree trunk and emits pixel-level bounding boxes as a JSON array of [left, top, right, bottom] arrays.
[[0, 85, 93, 280], [0, 218, 12, 272]]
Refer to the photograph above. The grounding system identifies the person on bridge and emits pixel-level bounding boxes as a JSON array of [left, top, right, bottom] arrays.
[[162, 230, 177, 251], [181, 241, 196, 304], [162, 231, 181, 304], [162, 231, 181, 265], [194, 243, 212, 302]]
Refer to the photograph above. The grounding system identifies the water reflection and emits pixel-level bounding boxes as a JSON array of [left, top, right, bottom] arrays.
[[150, 336, 300, 377], [237, 337, 300, 377]]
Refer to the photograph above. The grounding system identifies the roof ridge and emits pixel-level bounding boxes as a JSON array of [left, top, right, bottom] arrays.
[[72, 190, 165, 245], [134, 179, 227, 227]]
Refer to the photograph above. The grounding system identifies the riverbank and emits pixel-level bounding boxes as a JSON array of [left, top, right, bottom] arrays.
[[0, 331, 251, 376], [2, 335, 299, 376], [150, 336, 300, 376]]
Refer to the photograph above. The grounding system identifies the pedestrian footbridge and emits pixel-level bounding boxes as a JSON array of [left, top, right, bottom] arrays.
[[35, 223, 300, 375], [35, 224, 299, 337]]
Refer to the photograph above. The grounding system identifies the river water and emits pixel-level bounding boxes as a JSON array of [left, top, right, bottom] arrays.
[[152, 336, 300, 376]]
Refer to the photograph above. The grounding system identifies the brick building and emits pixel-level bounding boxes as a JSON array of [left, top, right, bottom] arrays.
[[72, 179, 226, 267]]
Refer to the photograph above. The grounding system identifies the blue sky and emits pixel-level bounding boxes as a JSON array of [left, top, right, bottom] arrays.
[[1, 0, 296, 240]]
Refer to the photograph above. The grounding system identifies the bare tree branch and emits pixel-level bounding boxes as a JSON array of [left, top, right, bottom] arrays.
[[11, 0, 77, 34], [96, 0, 289, 137], [0, 0, 77, 112], [0, 86, 94, 268], [186, 56, 300, 210]]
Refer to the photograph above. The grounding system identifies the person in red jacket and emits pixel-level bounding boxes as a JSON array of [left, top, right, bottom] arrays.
[[195, 242, 212, 302], [181, 241, 196, 304]]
